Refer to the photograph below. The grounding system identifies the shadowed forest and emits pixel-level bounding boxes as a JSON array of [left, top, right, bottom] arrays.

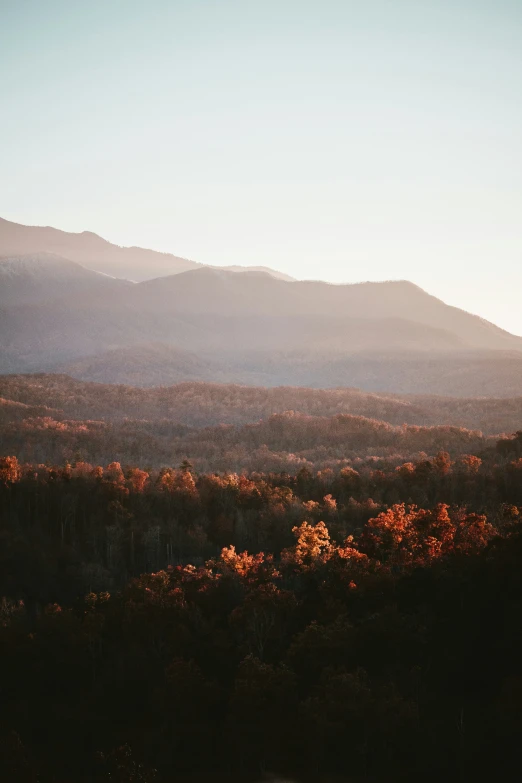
[[1, 376, 522, 781]]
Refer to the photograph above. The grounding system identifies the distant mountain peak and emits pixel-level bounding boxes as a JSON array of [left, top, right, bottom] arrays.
[[215, 264, 295, 282], [0, 216, 292, 283]]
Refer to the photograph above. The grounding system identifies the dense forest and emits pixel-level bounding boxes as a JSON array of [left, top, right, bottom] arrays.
[[1, 375, 522, 781], [1, 375, 522, 476], [3, 374, 522, 431]]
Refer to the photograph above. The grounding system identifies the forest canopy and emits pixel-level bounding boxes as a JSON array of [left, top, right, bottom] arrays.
[[1, 375, 522, 782]]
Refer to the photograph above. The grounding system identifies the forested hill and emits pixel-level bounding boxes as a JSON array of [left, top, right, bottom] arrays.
[[1, 374, 522, 434]]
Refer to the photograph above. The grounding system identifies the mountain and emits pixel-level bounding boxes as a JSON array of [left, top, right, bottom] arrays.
[[133, 268, 522, 352], [218, 264, 295, 281], [0, 217, 293, 282], [2, 248, 522, 396], [0, 217, 199, 280], [2, 256, 520, 354], [0, 284, 473, 376], [0, 252, 130, 306]]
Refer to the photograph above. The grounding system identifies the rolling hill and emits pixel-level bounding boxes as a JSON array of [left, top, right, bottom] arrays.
[[1, 373, 522, 435]]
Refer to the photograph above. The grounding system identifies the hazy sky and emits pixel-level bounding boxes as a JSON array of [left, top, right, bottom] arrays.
[[1, 0, 521, 333]]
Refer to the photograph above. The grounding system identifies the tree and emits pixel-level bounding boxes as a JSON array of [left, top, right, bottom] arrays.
[[283, 520, 332, 568]]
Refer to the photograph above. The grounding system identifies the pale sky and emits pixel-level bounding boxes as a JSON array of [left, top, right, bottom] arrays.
[[1, 0, 521, 333]]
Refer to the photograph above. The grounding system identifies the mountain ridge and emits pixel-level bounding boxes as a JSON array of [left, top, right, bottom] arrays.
[[0, 217, 293, 282], [1, 220, 522, 397]]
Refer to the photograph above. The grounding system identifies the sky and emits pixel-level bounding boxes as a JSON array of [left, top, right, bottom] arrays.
[[1, 0, 521, 333]]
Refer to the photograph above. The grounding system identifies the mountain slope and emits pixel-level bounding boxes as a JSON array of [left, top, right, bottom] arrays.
[[0, 303, 471, 374], [218, 264, 295, 281], [0, 217, 291, 281], [1, 250, 522, 396], [56, 346, 522, 397], [0, 252, 130, 306], [134, 268, 522, 352], [225, 349, 522, 397], [57, 343, 264, 386], [0, 217, 199, 280]]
